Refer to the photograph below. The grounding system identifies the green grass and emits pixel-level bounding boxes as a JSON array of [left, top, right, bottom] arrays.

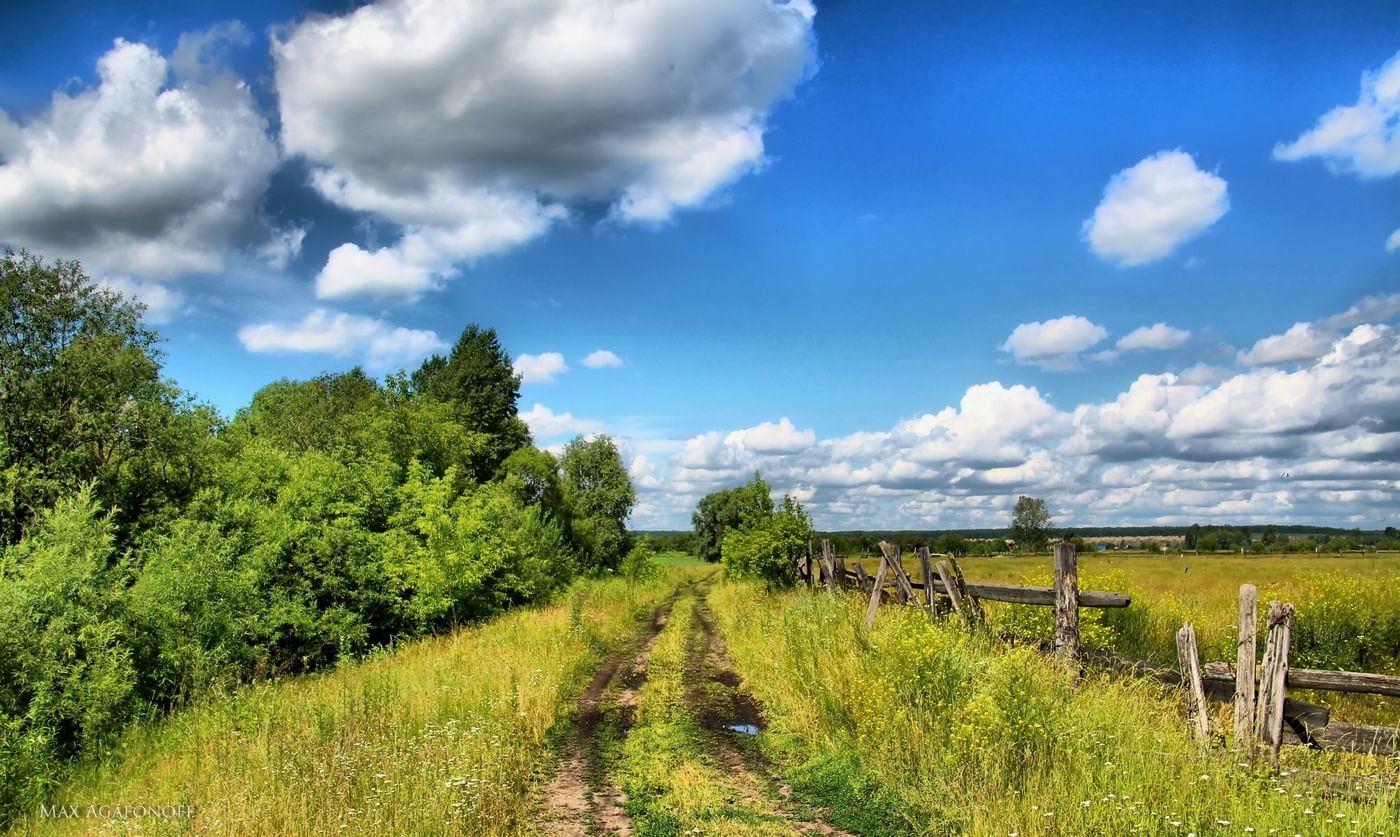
[[710, 581, 1400, 837], [14, 569, 707, 836], [652, 550, 707, 566]]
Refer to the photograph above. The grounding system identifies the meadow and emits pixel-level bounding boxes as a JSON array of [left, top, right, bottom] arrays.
[[12, 570, 708, 836]]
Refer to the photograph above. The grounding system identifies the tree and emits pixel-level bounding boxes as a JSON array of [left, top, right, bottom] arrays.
[[411, 324, 529, 480], [691, 473, 774, 562], [720, 494, 812, 587], [1010, 495, 1050, 552], [0, 251, 212, 545], [559, 435, 636, 572]]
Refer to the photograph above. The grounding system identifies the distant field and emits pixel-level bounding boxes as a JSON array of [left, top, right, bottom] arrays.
[[652, 550, 706, 566], [852, 551, 1400, 724]]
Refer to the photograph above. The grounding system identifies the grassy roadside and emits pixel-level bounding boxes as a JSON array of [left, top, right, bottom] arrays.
[[14, 570, 703, 836], [709, 581, 1400, 836]]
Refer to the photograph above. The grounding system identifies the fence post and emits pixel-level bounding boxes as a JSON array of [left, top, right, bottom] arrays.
[[1053, 543, 1080, 663], [1235, 584, 1258, 755], [864, 555, 889, 628], [821, 540, 837, 597], [833, 552, 847, 591], [880, 542, 918, 605], [947, 558, 984, 624], [917, 547, 941, 618], [1176, 623, 1211, 743], [853, 561, 870, 593], [1253, 602, 1294, 765]]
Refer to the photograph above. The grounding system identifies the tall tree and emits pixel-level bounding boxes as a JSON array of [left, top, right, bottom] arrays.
[[558, 435, 635, 572], [1010, 495, 1051, 552], [411, 324, 529, 480], [0, 251, 211, 544]]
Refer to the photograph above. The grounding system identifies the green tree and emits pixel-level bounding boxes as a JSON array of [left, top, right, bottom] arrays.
[[720, 494, 813, 587], [559, 435, 636, 573], [411, 324, 529, 481], [1010, 495, 1051, 552], [0, 251, 213, 545], [691, 473, 774, 562]]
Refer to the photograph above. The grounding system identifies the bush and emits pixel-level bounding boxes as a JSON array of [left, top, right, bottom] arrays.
[[619, 537, 660, 580]]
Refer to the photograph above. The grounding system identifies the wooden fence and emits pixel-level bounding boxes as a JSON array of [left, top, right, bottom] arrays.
[[802, 539, 1400, 773]]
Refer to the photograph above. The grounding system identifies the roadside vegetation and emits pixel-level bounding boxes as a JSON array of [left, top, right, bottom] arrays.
[[0, 252, 637, 826], [711, 581, 1400, 836]]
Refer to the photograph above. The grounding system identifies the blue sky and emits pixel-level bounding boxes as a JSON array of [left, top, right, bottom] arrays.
[[2, 0, 1398, 529]]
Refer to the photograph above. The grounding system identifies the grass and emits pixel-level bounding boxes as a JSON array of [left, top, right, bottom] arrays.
[[613, 584, 792, 836], [710, 581, 1400, 836], [14, 570, 706, 836]]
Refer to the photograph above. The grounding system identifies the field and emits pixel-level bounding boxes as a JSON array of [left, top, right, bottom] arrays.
[[14, 554, 1399, 836]]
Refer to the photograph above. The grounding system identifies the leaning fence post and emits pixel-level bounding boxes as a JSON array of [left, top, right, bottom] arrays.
[[947, 558, 984, 624], [1235, 584, 1258, 754], [1176, 623, 1211, 743], [833, 552, 847, 591], [1053, 543, 1080, 663], [935, 560, 971, 627], [864, 555, 889, 628], [880, 542, 918, 605], [1253, 602, 1294, 764]]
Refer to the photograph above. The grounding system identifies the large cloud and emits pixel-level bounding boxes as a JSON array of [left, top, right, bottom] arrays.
[[1082, 150, 1229, 266], [0, 35, 278, 282], [238, 309, 446, 369], [1274, 49, 1400, 178], [514, 352, 569, 384], [274, 0, 817, 301]]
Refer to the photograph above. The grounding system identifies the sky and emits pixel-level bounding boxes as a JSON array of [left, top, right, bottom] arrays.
[[1, 0, 1398, 530]]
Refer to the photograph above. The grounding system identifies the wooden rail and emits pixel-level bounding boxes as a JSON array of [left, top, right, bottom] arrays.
[[841, 570, 1130, 608]]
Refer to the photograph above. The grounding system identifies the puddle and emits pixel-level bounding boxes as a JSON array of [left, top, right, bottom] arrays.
[[724, 723, 760, 736]]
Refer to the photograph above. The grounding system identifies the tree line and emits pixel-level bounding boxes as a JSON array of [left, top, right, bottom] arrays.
[[0, 251, 639, 824]]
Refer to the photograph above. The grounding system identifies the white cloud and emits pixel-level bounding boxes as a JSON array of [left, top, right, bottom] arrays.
[[520, 403, 603, 440], [274, 0, 817, 300], [238, 308, 446, 368], [0, 37, 278, 280], [581, 349, 624, 369], [1273, 50, 1400, 178], [1237, 322, 1334, 366], [1320, 292, 1400, 330], [514, 352, 569, 384], [724, 417, 815, 455], [999, 315, 1108, 370], [1117, 322, 1191, 351], [1082, 150, 1229, 266], [97, 276, 186, 325]]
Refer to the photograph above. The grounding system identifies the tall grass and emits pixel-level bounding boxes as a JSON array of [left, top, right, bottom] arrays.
[[14, 570, 702, 836], [710, 582, 1399, 836]]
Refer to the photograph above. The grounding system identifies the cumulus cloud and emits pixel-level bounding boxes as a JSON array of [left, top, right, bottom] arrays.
[[1117, 322, 1191, 351], [0, 36, 278, 282], [515, 352, 569, 383], [1319, 292, 1400, 330], [274, 0, 817, 300], [520, 403, 603, 440], [1237, 322, 1334, 366], [1082, 150, 1229, 266], [1273, 50, 1400, 178], [238, 309, 445, 368], [581, 349, 624, 369], [1389, 229, 1400, 252], [256, 223, 308, 270], [724, 417, 815, 455], [999, 315, 1108, 370]]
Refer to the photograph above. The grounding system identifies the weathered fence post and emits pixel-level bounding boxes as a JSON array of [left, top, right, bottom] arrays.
[[1053, 543, 1080, 663], [821, 540, 837, 597], [853, 561, 870, 593], [833, 552, 847, 591], [935, 560, 975, 628], [947, 558, 984, 624], [1176, 623, 1211, 743], [916, 547, 941, 618], [1235, 584, 1258, 754], [880, 542, 918, 605], [865, 554, 889, 628], [1253, 602, 1294, 764]]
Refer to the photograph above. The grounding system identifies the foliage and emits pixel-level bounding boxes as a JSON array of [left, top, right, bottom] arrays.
[[1010, 495, 1051, 551], [559, 435, 635, 573], [720, 489, 812, 588], [618, 536, 660, 580], [690, 472, 773, 562]]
